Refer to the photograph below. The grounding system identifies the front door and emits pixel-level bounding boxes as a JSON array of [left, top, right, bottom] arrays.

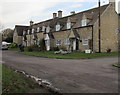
[[45, 40, 50, 51]]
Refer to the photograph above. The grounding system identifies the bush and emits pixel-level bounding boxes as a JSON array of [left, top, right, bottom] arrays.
[[27, 44, 40, 52], [50, 47, 59, 51], [9, 43, 18, 48], [39, 39, 46, 51]]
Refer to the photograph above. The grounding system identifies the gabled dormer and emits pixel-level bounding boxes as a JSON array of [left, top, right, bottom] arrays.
[[46, 25, 50, 33], [56, 22, 60, 31], [66, 18, 71, 29], [37, 27, 40, 32], [81, 14, 87, 27], [42, 26, 46, 32]]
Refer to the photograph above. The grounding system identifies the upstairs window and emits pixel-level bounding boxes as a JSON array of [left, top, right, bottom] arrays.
[[46, 26, 50, 33], [67, 23, 71, 29], [27, 30, 30, 34], [23, 31, 26, 35], [37, 27, 40, 32], [56, 39, 61, 46], [32, 29, 34, 34], [42, 26, 45, 32], [81, 19, 87, 26], [56, 24, 60, 31]]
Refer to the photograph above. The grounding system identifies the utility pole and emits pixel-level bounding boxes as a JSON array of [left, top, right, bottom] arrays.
[[98, 0, 101, 53]]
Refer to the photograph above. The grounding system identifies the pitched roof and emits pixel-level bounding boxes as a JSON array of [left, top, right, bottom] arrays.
[[15, 25, 29, 36]]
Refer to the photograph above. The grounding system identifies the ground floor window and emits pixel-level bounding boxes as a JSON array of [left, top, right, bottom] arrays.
[[82, 38, 88, 45], [56, 39, 61, 46], [64, 38, 70, 45]]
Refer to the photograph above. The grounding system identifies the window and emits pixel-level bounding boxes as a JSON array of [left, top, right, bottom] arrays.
[[56, 24, 60, 31], [67, 23, 71, 29], [37, 27, 40, 32], [42, 26, 45, 32], [23, 31, 26, 35], [64, 38, 70, 45], [82, 38, 88, 45], [56, 40, 61, 46], [27, 30, 30, 34], [81, 19, 87, 26], [46, 26, 50, 33], [32, 29, 34, 34]]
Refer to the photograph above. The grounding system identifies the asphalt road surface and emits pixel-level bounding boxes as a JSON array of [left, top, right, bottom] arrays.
[[2, 50, 118, 93]]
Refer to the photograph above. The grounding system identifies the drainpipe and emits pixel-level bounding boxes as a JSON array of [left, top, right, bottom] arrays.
[[92, 25, 94, 52]]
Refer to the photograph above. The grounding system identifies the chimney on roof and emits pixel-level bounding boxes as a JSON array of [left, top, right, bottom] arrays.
[[58, 10, 62, 18], [109, 0, 115, 10], [70, 11, 75, 15], [53, 13, 57, 19], [30, 20, 34, 26]]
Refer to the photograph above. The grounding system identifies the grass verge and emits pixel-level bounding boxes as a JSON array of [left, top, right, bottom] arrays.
[[1, 64, 50, 93], [113, 63, 120, 68], [20, 51, 118, 59]]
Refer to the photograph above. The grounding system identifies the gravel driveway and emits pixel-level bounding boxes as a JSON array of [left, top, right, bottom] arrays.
[[2, 50, 118, 93]]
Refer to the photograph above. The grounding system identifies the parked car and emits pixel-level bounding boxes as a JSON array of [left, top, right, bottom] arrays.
[[2, 41, 11, 50]]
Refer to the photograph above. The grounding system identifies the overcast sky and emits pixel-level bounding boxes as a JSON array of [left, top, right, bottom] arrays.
[[0, 0, 119, 31]]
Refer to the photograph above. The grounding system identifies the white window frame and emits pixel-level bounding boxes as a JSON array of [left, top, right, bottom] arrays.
[[27, 30, 30, 34], [37, 27, 40, 32], [23, 31, 26, 35], [81, 19, 87, 26], [46, 26, 50, 33], [32, 29, 34, 34], [82, 38, 88, 45], [56, 24, 60, 31], [67, 22, 71, 29], [56, 39, 61, 46], [42, 26, 45, 32], [64, 38, 70, 45]]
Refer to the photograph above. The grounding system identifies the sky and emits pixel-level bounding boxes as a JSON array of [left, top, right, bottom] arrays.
[[0, 0, 119, 31]]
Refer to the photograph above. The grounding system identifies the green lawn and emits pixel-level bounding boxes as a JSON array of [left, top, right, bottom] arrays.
[[1, 64, 50, 93], [20, 51, 118, 59]]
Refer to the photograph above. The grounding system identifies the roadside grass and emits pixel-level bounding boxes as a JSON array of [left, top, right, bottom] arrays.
[[20, 51, 118, 59], [113, 63, 120, 68], [1, 64, 50, 93]]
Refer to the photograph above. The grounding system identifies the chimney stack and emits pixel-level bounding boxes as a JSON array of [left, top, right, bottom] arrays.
[[109, 0, 115, 10], [30, 20, 34, 26], [53, 13, 57, 19], [58, 10, 62, 18]]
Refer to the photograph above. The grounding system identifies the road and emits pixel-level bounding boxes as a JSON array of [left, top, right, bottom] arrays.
[[2, 50, 118, 93]]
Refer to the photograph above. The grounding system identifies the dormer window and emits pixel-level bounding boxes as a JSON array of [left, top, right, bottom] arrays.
[[37, 27, 40, 32], [23, 31, 26, 35], [32, 29, 34, 34], [56, 24, 60, 31], [42, 26, 45, 32], [81, 19, 87, 26], [67, 22, 71, 29], [27, 30, 30, 34], [46, 26, 50, 33]]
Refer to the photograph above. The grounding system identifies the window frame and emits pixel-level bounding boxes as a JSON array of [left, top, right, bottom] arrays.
[[56, 39, 61, 46], [82, 38, 88, 45], [56, 24, 60, 31], [81, 19, 87, 27]]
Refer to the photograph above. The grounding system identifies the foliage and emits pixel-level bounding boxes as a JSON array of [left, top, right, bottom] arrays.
[[39, 39, 46, 51], [9, 42, 18, 48], [50, 46, 59, 51], [27, 44, 40, 52], [2, 28, 14, 43]]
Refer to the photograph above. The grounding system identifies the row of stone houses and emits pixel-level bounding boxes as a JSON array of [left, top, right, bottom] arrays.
[[13, 1, 120, 52]]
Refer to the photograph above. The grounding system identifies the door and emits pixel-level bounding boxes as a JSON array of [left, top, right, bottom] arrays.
[[46, 40, 50, 51]]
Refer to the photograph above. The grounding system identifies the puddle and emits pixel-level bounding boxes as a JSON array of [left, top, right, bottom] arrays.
[[14, 70, 61, 94]]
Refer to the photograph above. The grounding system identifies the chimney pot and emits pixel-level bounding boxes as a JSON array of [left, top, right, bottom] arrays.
[[53, 13, 57, 18], [70, 11, 75, 15], [30, 20, 34, 26], [58, 10, 62, 18]]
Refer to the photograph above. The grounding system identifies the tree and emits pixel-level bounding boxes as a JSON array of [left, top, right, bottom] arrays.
[[2, 28, 14, 43]]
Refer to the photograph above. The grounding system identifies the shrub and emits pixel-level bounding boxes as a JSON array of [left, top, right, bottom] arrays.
[[50, 47, 59, 51], [39, 39, 46, 51], [9, 42, 18, 48], [27, 44, 40, 52]]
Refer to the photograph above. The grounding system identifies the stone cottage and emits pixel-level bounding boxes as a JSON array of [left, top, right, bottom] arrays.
[[13, 1, 120, 52]]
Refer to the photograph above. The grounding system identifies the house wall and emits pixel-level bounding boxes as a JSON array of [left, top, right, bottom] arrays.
[[93, 4, 118, 52], [77, 27, 92, 51]]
